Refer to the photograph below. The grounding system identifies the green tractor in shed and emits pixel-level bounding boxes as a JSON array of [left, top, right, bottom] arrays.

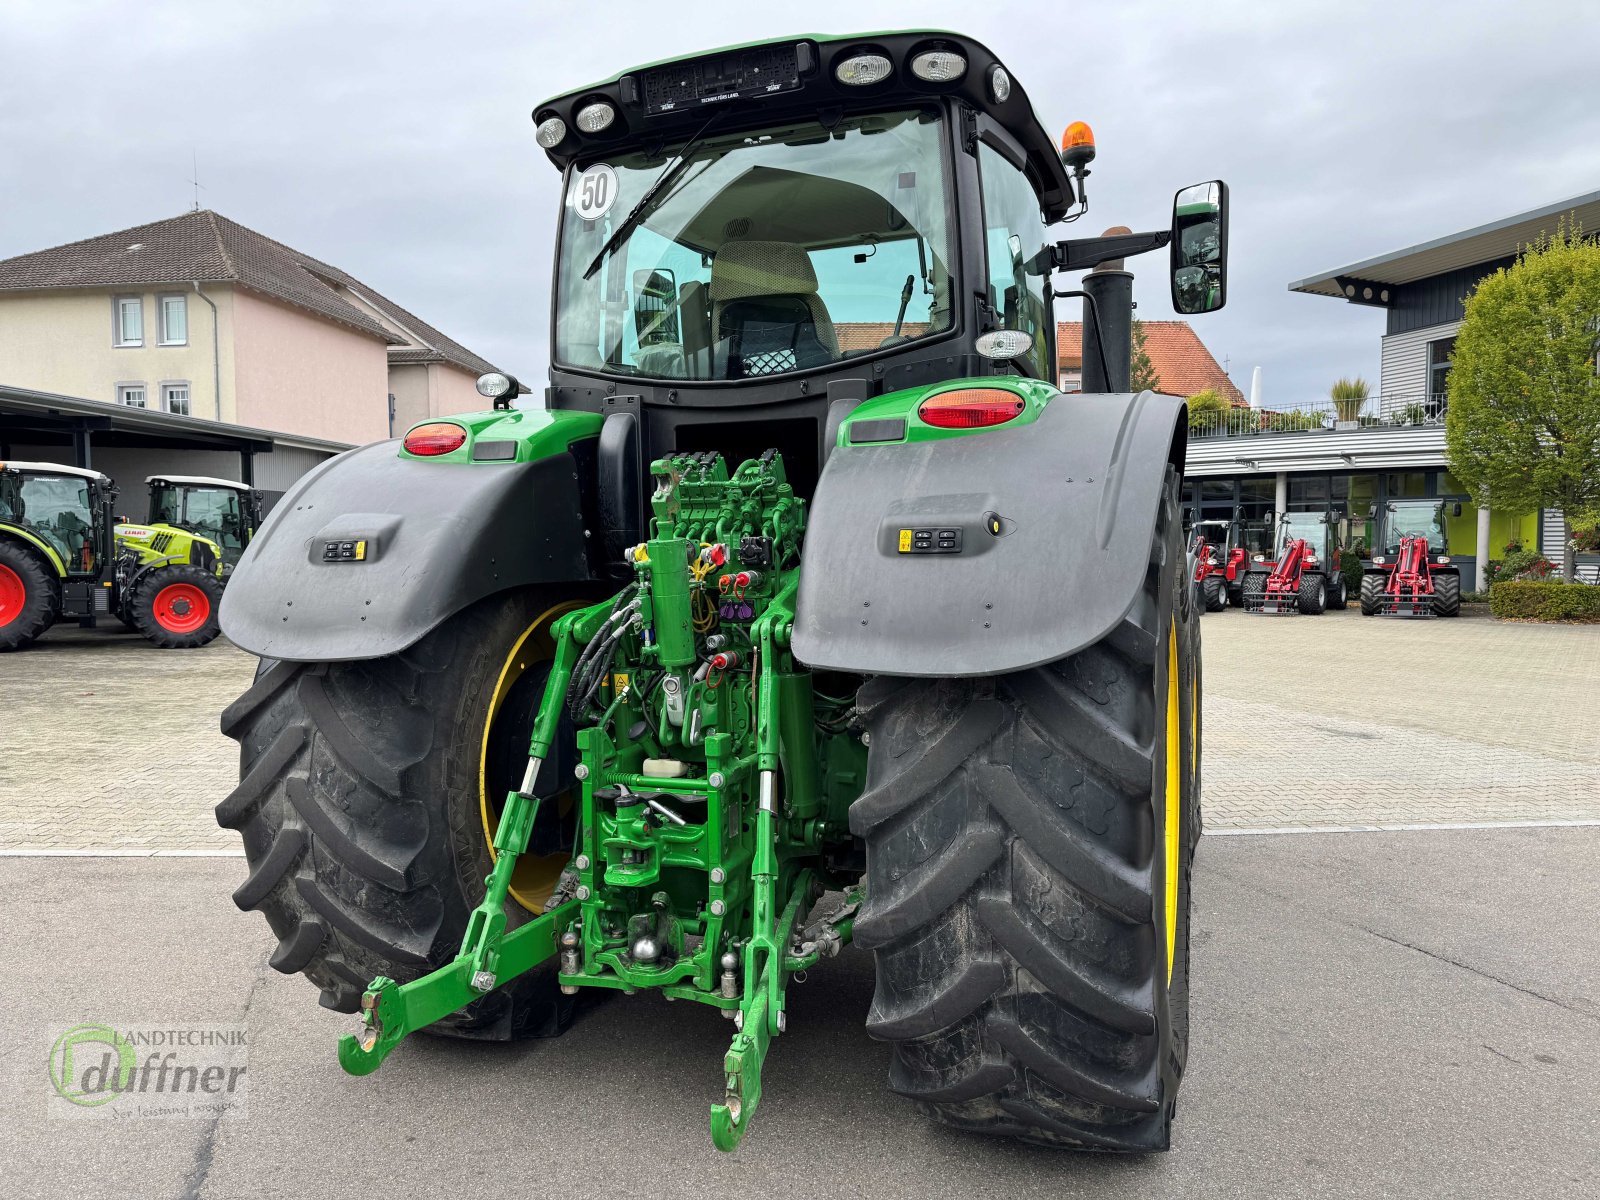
[[216, 31, 1227, 1152], [0, 459, 236, 649]]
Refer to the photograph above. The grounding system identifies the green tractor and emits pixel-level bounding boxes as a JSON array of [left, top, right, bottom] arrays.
[[0, 460, 228, 649], [121, 473, 263, 577], [216, 31, 1226, 1152]]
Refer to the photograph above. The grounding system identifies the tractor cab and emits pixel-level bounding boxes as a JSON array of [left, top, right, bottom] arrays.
[[144, 474, 263, 572], [1274, 509, 1339, 567], [1375, 498, 1453, 559], [456, 32, 1230, 520], [0, 460, 115, 577]]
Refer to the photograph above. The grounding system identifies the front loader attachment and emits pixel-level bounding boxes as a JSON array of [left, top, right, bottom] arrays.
[[1376, 536, 1437, 618], [337, 451, 864, 1152]]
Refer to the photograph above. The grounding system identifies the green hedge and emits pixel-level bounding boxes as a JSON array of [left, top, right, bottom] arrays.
[[1488, 581, 1600, 622]]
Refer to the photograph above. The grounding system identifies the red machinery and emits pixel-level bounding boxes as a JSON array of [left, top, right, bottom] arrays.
[[1249, 537, 1311, 614], [1360, 500, 1461, 618], [1190, 518, 1246, 611], [1241, 510, 1346, 615]]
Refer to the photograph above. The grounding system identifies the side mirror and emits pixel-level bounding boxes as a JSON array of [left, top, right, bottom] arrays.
[[1170, 181, 1229, 315], [1367, 504, 1377, 519]]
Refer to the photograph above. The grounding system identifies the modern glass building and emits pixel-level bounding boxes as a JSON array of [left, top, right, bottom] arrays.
[[1185, 189, 1600, 586]]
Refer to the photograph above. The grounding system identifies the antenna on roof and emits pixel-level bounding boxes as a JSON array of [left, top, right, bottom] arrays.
[[188, 150, 206, 212]]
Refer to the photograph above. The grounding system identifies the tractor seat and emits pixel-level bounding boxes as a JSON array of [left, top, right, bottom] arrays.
[[708, 241, 839, 378]]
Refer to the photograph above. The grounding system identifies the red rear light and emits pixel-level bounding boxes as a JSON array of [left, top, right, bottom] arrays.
[[403, 422, 467, 456], [918, 388, 1027, 430]]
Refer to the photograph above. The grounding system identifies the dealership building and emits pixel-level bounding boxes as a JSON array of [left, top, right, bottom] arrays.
[[1185, 189, 1600, 588]]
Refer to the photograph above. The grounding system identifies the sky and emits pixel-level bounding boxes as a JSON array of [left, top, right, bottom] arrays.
[[3, 0, 1597, 406]]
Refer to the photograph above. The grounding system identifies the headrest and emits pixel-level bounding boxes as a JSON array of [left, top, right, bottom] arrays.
[[708, 241, 818, 301]]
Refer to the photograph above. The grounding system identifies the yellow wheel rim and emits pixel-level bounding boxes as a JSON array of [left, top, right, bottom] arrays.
[[1164, 623, 1181, 984], [479, 602, 579, 913]]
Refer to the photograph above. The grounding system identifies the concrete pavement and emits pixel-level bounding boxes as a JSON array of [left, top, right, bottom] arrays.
[[5, 827, 1597, 1198]]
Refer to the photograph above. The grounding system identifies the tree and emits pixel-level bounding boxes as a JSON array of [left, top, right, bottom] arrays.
[[1130, 319, 1161, 393], [1446, 222, 1600, 581], [1186, 387, 1231, 432]]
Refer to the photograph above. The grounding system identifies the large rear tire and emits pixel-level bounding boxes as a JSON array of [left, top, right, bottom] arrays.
[[129, 565, 223, 648], [216, 589, 580, 1040], [852, 469, 1199, 1150], [1200, 574, 1226, 612], [0, 540, 58, 651], [1432, 572, 1461, 617], [1360, 574, 1383, 616]]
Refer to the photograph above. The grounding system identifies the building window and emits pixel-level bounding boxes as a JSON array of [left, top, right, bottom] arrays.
[[1426, 336, 1455, 414], [116, 383, 147, 408], [114, 296, 143, 346], [1059, 368, 1082, 392], [162, 382, 190, 416], [159, 294, 188, 345]]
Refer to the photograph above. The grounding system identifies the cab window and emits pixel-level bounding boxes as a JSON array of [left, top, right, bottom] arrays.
[[976, 142, 1049, 379]]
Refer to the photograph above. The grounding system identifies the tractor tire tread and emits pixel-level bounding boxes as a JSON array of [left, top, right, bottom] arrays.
[[128, 564, 223, 649], [853, 467, 1196, 1151], [218, 592, 572, 1040], [0, 539, 59, 650], [1433, 572, 1461, 617]]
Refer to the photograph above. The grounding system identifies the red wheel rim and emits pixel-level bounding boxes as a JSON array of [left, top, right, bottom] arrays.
[[0, 564, 24, 629], [152, 582, 211, 634]]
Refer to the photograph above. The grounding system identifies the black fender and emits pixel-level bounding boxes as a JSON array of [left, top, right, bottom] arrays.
[[220, 440, 595, 662], [792, 391, 1185, 677]]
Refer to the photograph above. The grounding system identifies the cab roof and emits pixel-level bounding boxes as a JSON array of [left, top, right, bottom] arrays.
[[0, 460, 109, 483], [533, 31, 1076, 220], [147, 474, 251, 491]]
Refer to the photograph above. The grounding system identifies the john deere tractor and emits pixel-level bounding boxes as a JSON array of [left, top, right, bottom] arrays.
[[216, 31, 1225, 1152], [0, 460, 226, 649]]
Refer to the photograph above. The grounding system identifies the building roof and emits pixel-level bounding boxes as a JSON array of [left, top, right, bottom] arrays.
[[834, 322, 931, 353], [1288, 188, 1600, 298], [0, 382, 351, 456], [0, 211, 501, 377], [1058, 320, 1244, 403]]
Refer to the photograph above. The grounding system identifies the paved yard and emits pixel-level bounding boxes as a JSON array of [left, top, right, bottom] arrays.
[[2, 608, 1597, 852], [5, 828, 1597, 1199]]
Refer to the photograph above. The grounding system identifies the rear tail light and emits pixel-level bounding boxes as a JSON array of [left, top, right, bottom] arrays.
[[917, 388, 1027, 430], [403, 422, 468, 456]]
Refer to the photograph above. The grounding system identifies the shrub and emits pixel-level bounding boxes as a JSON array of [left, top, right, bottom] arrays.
[[1187, 388, 1233, 431], [1330, 376, 1369, 422], [1489, 581, 1600, 622], [1339, 549, 1365, 597], [1489, 549, 1553, 583]]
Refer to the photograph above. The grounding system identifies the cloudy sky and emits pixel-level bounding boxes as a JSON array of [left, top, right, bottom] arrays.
[[3, 0, 1596, 404]]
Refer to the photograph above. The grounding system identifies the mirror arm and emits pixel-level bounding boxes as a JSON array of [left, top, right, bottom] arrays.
[[1050, 230, 1171, 273]]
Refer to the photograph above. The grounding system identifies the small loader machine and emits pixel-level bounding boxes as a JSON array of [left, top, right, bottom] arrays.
[[1241, 509, 1348, 615], [215, 31, 1226, 1152], [1359, 499, 1462, 617], [1190, 516, 1245, 611], [0, 460, 226, 649]]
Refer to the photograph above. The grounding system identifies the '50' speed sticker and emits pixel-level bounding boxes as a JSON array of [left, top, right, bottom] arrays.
[[571, 164, 617, 221]]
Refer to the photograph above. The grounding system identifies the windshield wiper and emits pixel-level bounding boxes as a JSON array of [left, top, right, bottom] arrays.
[[582, 111, 724, 282]]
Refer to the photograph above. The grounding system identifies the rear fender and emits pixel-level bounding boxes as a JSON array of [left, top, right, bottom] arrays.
[[220, 436, 600, 662], [792, 388, 1185, 676]]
